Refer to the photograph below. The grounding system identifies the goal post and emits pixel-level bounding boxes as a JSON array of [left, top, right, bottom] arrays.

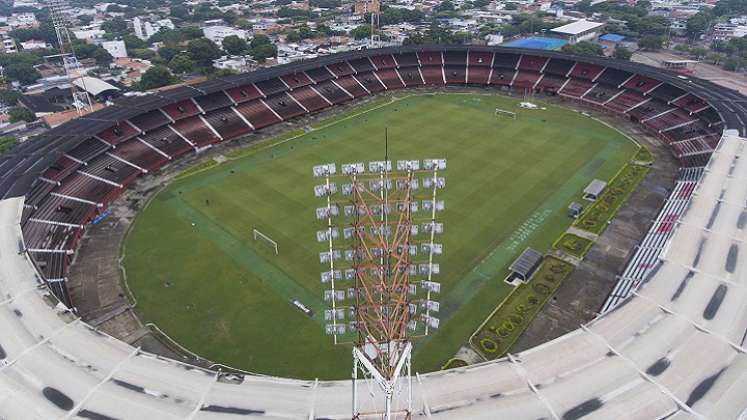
[[253, 228, 278, 255], [495, 108, 517, 120]]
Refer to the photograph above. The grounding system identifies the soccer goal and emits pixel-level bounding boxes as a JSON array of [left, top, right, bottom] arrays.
[[253, 228, 278, 255], [495, 108, 517, 120]]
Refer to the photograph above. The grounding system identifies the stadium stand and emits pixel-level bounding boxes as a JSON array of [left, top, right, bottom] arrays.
[[327, 61, 355, 77], [315, 80, 354, 103], [542, 58, 575, 76], [4, 47, 747, 419], [369, 54, 396, 70], [673, 94, 709, 114], [512, 71, 541, 90], [536, 74, 567, 92], [601, 167, 703, 312], [305, 66, 336, 83], [490, 68, 515, 86], [193, 91, 233, 113], [171, 116, 221, 147], [583, 83, 623, 105], [467, 51, 493, 67], [139, 126, 193, 158], [559, 78, 594, 98], [348, 57, 376, 73], [623, 74, 661, 93], [443, 50, 467, 66], [281, 72, 314, 89], [289, 85, 331, 112], [396, 67, 424, 87], [254, 77, 288, 97], [375, 68, 405, 89], [263, 92, 307, 120], [648, 83, 687, 103], [393, 51, 419, 67], [517, 55, 547, 72], [417, 51, 443, 66], [421, 65, 445, 85], [355, 72, 387, 93], [161, 99, 201, 121], [443, 65, 467, 84], [334, 75, 369, 97], [604, 90, 648, 113], [109, 138, 168, 172], [65, 137, 110, 163], [595, 67, 633, 87], [224, 83, 263, 104], [467, 65, 491, 85], [202, 107, 253, 139], [235, 99, 283, 129], [96, 122, 140, 146], [568, 62, 605, 81]]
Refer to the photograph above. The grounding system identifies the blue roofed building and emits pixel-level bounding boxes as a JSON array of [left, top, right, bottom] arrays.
[[502, 37, 568, 51]]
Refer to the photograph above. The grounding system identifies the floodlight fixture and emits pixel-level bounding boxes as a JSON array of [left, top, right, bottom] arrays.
[[312, 157, 446, 420]]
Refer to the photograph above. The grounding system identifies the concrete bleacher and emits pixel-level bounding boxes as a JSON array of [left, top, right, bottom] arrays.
[[3, 132, 747, 418], [5, 46, 747, 418]]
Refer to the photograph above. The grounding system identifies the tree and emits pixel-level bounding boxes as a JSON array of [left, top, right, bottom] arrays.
[[686, 11, 713, 39], [170, 4, 190, 20], [561, 41, 604, 56], [8, 106, 35, 123], [613, 46, 632, 60], [250, 34, 272, 49], [130, 48, 156, 60], [78, 15, 94, 26], [158, 45, 180, 62], [350, 24, 372, 40], [101, 17, 127, 36], [250, 43, 276, 62], [723, 57, 745, 72], [286, 30, 301, 43], [0, 136, 17, 154], [299, 23, 314, 39], [0, 89, 21, 106], [639, 35, 663, 51], [138, 65, 178, 90], [92, 47, 113, 65], [124, 34, 147, 50], [168, 54, 194, 74], [236, 19, 253, 30], [689, 47, 708, 59], [4, 63, 40, 85], [187, 37, 222, 66], [436, 0, 455, 12], [221, 35, 248, 56]]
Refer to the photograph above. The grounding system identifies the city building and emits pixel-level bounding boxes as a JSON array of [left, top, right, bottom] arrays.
[[1, 38, 17, 53], [133, 16, 175, 40], [202, 26, 248, 46], [101, 40, 127, 59], [550, 19, 604, 44], [712, 23, 747, 42], [19, 39, 48, 50], [354, 0, 380, 16]]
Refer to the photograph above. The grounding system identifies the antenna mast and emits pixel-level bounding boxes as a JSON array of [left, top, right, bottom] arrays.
[[47, 0, 92, 114]]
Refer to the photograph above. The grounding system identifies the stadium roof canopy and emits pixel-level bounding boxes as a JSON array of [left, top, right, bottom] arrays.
[[551, 20, 605, 36], [73, 76, 119, 97]]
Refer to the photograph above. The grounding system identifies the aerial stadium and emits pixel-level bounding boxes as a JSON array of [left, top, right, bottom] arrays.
[[1, 44, 747, 419]]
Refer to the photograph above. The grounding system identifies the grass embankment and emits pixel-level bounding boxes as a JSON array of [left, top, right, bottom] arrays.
[[554, 233, 594, 258], [470, 256, 574, 360], [574, 163, 650, 234]]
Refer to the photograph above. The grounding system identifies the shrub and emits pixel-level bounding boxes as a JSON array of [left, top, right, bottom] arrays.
[[533, 283, 551, 295], [480, 337, 499, 353]]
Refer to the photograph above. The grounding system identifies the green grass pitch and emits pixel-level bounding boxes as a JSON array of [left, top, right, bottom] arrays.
[[122, 93, 637, 379]]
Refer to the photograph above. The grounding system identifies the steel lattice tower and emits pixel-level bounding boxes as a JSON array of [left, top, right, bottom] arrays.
[[46, 0, 92, 113], [314, 156, 446, 420]]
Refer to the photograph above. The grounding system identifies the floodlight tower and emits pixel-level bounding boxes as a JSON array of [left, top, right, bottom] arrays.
[[313, 157, 446, 420], [47, 0, 92, 114]]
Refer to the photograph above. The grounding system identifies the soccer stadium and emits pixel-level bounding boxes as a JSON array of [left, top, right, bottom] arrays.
[[1, 45, 747, 419]]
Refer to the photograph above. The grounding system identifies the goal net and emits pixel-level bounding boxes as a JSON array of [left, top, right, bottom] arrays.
[[253, 228, 278, 255], [495, 108, 517, 120]]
